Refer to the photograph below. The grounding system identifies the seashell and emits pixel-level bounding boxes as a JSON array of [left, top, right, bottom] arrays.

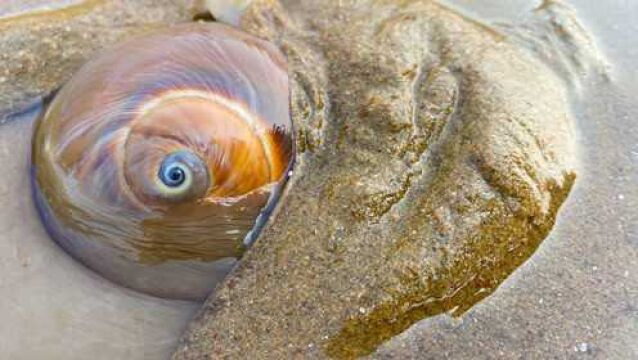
[[203, 0, 254, 25], [30, 23, 293, 301]]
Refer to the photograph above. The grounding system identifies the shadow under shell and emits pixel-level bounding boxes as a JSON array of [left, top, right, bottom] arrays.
[[31, 23, 294, 301]]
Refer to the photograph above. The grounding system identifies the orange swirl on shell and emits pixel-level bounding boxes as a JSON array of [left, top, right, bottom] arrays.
[[126, 89, 286, 202], [30, 23, 293, 301]]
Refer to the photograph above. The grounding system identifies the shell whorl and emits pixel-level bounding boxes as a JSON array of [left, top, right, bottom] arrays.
[[31, 23, 293, 300]]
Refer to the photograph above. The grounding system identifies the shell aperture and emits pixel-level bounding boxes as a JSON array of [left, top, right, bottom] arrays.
[[31, 23, 293, 301]]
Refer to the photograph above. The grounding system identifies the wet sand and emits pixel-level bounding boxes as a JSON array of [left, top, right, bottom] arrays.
[[372, 1, 638, 358], [0, 1, 635, 359]]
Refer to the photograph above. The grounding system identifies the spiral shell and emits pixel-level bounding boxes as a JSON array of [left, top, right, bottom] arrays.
[[31, 23, 293, 300]]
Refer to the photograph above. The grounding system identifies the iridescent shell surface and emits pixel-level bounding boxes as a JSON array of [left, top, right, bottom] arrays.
[[31, 23, 293, 301]]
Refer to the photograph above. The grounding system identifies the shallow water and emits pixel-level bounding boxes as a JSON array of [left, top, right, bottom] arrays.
[[0, 1, 636, 359]]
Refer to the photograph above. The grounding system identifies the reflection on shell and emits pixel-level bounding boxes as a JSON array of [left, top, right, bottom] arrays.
[[31, 23, 293, 301]]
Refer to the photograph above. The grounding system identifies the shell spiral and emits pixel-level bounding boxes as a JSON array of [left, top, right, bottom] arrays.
[[31, 23, 293, 301]]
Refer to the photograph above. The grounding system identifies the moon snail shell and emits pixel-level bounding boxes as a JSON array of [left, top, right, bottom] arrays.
[[31, 23, 294, 301]]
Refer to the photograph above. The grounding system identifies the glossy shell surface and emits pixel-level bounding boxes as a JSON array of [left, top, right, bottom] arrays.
[[31, 23, 293, 301]]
